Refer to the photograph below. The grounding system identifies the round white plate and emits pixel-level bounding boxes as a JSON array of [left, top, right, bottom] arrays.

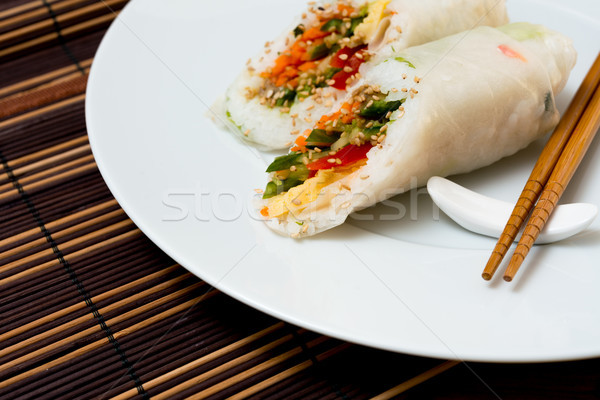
[[86, 0, 600, 362]]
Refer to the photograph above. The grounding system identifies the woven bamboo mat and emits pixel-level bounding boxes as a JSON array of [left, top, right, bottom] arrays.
[[2, 1, 600, 399]]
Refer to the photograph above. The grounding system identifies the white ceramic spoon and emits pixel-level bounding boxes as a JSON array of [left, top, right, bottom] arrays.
[[427, 176, 598, 244]]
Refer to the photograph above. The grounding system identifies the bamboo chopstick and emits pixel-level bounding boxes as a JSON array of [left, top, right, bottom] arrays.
[[504, 76, 600, 281], [482, 52, 600, 281]]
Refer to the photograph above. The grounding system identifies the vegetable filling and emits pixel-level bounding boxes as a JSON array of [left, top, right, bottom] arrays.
[[249, 1, 388, 109], [263, 85, 404, 199]]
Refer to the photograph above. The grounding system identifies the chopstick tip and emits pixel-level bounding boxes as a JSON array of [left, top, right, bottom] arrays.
[[481, 272, 492, 281]]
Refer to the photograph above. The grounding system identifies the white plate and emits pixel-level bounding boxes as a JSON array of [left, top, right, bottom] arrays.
[[86, 0, 600, 362]]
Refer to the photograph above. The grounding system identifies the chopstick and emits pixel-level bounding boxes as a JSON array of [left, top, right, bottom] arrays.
[[482, 52, 600, 281], [504, 74, 600, 281]]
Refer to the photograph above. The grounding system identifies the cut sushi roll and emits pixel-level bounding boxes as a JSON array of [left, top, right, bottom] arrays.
[[221, 0, 508, 149], [257, 23, 577, 237]]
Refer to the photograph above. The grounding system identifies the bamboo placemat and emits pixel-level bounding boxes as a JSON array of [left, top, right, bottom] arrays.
[[2, 1, 600, 399]]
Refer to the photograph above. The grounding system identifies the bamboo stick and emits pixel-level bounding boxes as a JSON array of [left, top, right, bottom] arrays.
[[0, 154, 94, 193], [0, 160, 97, 204], [0, 12, 118, 60], [0, 229, 142, 286], [0, 219, 134, 272], [370, 361, 460, 400], [0, 144, 91, 186], [226, 343, 351, 400], [0, 198, 116, 251], [0, 58, 92, 98], [0, 0, 90, 32], [0, 208, 125, 260], [0, 0, 63, 21], [0, 0, 126, 46], [0, 264, 180, 342], [0, 292, 216, 389], [183, 336, 330, 400], [152, 334, 317, 400], [0, 72, 88, 119], [0, 272, 194, 359], [111, 322, 286, 400], [0, 93, 84, 130], [0, 135, 88, 171]]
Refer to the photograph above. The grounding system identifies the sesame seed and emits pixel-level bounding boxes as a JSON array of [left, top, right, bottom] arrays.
[[304, 117, 312, 123], [302, 224, 309, 233], [302, 157, 309, 165], [414, 76, 421, 83], [360, 175, 369, 180], [327, 158, 336, 164], [329, 151, 337, 156], [326, 79, 336, 86], [281, 107, 290, 113], [385, 111, 392, 119], [377, 134, 386, 143], [290, 166, 297, 172], [341, 202, 351, 209], [355, 52, 363, 59], [246, 58, 251, 65], [402, 73, 407, 79], [401, 88, 408, 92], [254, 188, 264, 194], [291, 233, 299, 238], [291, 129, 300, 135], [314, 147, 322, 153], [335, 158, 342, 164], [391, 88, 398, 92], [380, 125, 388, 132], [366, 100, 374, 108], [396, 26, 403, 33], [265, 49, 271, 54], [343, 66, 353, 73], [244, 129, 250, 136], [339, 54, 349, 60]]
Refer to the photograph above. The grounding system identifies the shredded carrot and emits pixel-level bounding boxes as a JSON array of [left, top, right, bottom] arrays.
[[301, 26, 329, 41], [498, 44, 527, 62], [275, 67, 300, 86], [260, 207, 269, 217], [298, 61, 318, 72], [290, 131, 310, 152], [337, 3, 355, 15]]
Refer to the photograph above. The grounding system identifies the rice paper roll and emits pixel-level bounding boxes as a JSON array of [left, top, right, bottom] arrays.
[[258, 23, 576, 238], [219, 0, 508, 150]]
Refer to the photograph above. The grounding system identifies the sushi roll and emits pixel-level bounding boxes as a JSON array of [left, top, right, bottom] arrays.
[[220, 0, 508, 150], [257, 22, 577, 238]]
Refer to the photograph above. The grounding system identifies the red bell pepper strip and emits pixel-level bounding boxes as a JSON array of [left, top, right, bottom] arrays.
[[330, 47, 367, 90], [306, 144, 372, 171]]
